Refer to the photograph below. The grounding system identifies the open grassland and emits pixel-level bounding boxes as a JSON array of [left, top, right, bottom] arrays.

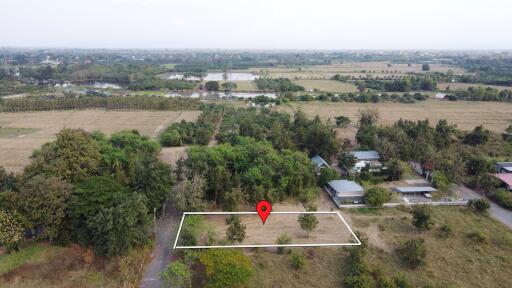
[[277, 100, 512, 132], [249, 62, 464, 80], [252, 205, 512, 288], [438, 82, 512, 91], [0, 243, 151, 288], [292, 80, 359, 93], [0, 109, 201, 172]]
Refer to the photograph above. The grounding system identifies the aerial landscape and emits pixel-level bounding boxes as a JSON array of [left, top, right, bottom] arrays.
[[1, 0, 512, 288]]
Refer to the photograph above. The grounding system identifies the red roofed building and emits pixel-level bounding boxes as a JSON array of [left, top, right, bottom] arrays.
[[494, 173, 512, 190]]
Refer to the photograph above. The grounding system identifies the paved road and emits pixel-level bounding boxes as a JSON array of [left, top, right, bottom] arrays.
[[457, 185, 512, 229], [140, 205, 179, 288]]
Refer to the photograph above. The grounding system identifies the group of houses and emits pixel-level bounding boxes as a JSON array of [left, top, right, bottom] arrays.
[[312, 151, 438, 207]]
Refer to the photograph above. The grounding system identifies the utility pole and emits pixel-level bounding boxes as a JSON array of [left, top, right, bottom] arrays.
[[153, 207, 157, 239]]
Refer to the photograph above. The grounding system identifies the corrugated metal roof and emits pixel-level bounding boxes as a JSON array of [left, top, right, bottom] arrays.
[[311, 155, 330, 168], [393, 186, 437, 193], [494, 173, 512, 187], [351, 150, 380, 160], [327, 180, 364, 196]]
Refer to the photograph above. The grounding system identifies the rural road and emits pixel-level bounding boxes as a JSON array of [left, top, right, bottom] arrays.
[[140, 205, 179, 288], [457, 185, 512, 229]]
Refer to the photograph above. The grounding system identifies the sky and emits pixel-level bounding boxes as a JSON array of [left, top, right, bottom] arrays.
[[1, 0, 511, 50]]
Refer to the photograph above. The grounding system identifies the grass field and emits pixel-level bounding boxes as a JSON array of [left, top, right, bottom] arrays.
[[277, 100, 512, 133], [292, 80, 358, 93], [438, 82, 512, 91], [0, 109, 201, 172], [248, 62, 464, 80], [250, 203, 512, 288], [0, 243, 151, 288], [0, 127, 39, 138]]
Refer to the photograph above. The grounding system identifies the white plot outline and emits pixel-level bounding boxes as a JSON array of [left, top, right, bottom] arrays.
[[173, 211, 361, 249]]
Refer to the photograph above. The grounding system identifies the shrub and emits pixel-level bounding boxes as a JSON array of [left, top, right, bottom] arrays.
[[467, 231, 488, 243], [398, 239, 427, 268], [411, 205, 433, 231], [467, 199, 491, 214], [161, 261, 192, 288], [198, 249, 254, 288], [276, 233, 292, 254], [432, 171, 451, 192], [488, 189, 512, 210], [290, 251, 307, 270], [0, 210, 23, 252]]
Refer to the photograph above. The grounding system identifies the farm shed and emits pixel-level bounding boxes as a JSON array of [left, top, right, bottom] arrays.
[[325, 180, 364, 207], [350, 150, 382, 173]]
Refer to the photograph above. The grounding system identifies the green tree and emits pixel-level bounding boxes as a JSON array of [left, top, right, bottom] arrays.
[[463, 125, 490, 145], [161, 261, 192, 288], [386, 158, 404, 181], [205, 81, 220, 91], [0, 167, 16, 192], [318, 168, 338, 187], [198, 249, 254, 288], [27, 128, 101, 182], [298, 212, 319, 237], [364, 187, 391, 207], [17, 176, 71, 242], [432, 171, 451, 192], [221, 82, 237, 91], [338, 152, 358, 170], [411, 205, 433, 231], [133, 156, 172, 212], [399, 238, 427, 268], [225, 215, 246, 243], [0, 209, 23, 252], [174, 175, 208, 212]]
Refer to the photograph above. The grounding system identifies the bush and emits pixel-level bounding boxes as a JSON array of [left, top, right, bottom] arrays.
[[467, 231, 488, 243], [488, 189, 512, 210], [432, 171, 451, 192], [198, 249, 254, 288], [276, 233, 292, 254], [161, 261, 192, 288], [411, 205, 433, 231], [398, 239, 427, 268], [467, 199, 491, 214], [290, 251, 307, 270]]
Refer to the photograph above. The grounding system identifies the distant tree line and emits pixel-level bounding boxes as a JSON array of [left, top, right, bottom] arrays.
[[444, 86, 512, 102], [0, 96, 201, 112], [356, 76, 437, 92], [255, 78, 305, 92]]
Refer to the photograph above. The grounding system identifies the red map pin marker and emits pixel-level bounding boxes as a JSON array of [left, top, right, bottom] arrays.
[[256, 200, 272, 225]]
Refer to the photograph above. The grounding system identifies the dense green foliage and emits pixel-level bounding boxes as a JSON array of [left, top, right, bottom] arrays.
[[412, 206, 433, 231], [160, 104, 223, 147], [356, 76, 437, 92], [0, 129, 172, 256], [255, 78, 305, 92], [0, 95, 200, 112], [225, 215, 246, 243], [198, 249, 254, 288], [161, 261, 192, 288], [398, 239, 427, 268], [364, 187, 391, 207]]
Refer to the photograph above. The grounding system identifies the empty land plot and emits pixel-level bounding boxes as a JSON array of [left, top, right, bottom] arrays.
[[438, 82, 512, 91], [0, 109, 200, 172], [176, 213, 356, 247], [278, 100, 512, 132], [293, 80, 358, 92]]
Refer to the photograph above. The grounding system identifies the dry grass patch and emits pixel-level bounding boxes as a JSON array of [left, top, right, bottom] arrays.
[[0, 109, 200, 172], [293, 80, 358, 93], [277, 100, 512, 132]]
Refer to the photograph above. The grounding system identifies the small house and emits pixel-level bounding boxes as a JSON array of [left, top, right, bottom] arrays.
[[311, 155, 330, 171], [325, 180, 364, 206], [350, 150, 382, 173], [496, 162, 512, 173], [435, 93, 446, 99]]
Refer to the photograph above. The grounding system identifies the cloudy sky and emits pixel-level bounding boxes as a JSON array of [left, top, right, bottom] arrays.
[[1, 0, 511, 50]]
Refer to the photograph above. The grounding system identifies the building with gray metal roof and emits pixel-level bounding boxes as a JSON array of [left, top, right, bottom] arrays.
[[311, 155, 330, 169], [351, 150, 380, 161], [393, 186, 437, 194], [325, 180, 364, 206]]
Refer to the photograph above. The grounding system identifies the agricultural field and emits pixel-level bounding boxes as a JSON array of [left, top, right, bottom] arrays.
[[248, 62, 465, 80], [438, 82, 512, 91], [292, 80, 359, 93], [0, 109, 201, 172], [277, 100, 512, 132]]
